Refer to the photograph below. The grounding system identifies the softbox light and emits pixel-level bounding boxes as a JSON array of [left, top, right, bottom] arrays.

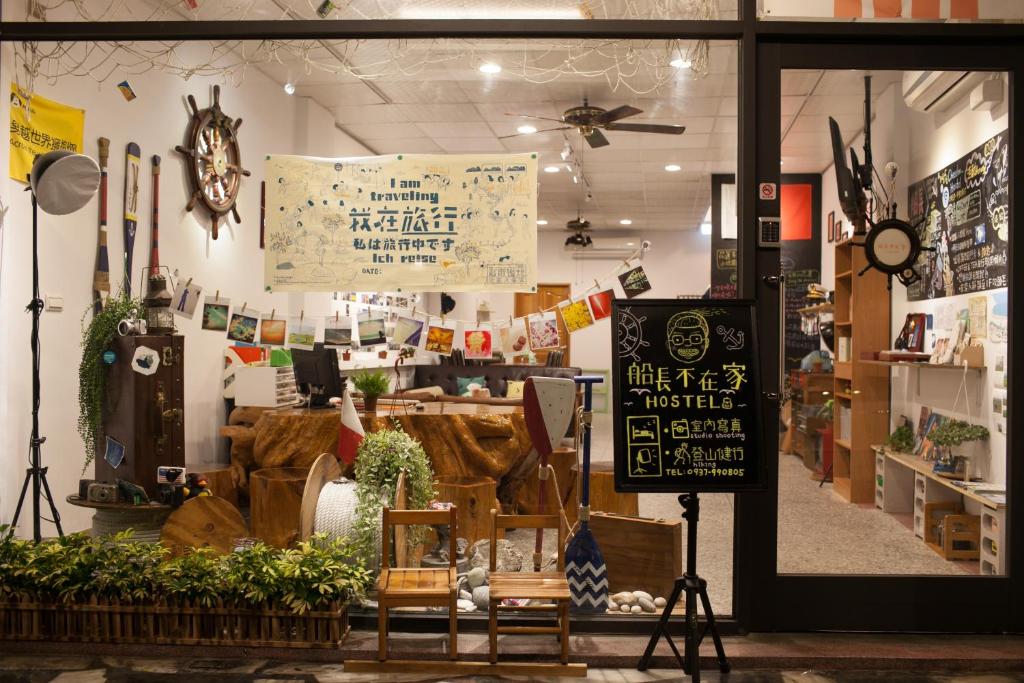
[[30, 150, 100, 215]]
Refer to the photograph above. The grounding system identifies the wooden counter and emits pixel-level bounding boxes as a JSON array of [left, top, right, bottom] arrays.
[[221, 403, 540, 511]]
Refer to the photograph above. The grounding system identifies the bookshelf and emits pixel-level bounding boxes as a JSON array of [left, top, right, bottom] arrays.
[[832, 239, 891, 504]]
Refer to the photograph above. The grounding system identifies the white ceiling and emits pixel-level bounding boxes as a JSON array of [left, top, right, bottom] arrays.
[[244, 34, 901, 234]]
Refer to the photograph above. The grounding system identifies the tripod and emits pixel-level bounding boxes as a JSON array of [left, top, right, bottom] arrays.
[[637, 493, 728, 681], [12, 190, 64, 542]]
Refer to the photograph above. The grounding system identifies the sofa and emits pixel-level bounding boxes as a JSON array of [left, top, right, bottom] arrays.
[[410, 364, 581, 398]]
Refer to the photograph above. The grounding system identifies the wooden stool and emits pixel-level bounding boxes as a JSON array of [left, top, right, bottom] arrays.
[[161, 496, 247, 556], [251, 466, 308, 548], [435, 475, 498, 546], [186, 462, 240, 509], [518, 447, 578, 516], [589, 462, 638, 517]]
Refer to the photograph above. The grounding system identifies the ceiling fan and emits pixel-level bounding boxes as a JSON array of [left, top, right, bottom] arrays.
[[564, 216, 593, 249], [502, 98, 686, 148]]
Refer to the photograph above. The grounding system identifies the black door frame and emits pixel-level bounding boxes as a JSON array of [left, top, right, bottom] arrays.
[[740, 38, 1024, 633], [1, 0, 1022, 634]]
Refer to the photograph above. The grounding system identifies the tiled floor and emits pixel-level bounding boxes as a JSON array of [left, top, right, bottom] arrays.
[[1, 657, 1023, 683]]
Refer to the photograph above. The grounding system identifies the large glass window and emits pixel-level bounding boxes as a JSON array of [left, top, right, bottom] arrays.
[[777, 68, 1010, 577]]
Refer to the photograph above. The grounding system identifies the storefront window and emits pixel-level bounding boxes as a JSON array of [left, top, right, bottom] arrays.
[[3, 0, 738, 21], [760, 0, 1024, 22], [777, 68, 1010, 577], [0, 34, 737, 623]]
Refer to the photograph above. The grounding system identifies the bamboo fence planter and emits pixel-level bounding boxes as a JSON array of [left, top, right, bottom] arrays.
[[0, 595, 348, 648]]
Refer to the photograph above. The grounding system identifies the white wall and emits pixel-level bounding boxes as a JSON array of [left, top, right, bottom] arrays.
[[889, 76, 1010, 486], [0, 43, 366, 534], [444, 230, 710, 388], [819, 73, 1009, 487]]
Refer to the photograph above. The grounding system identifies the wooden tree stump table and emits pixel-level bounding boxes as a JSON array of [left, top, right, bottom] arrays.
[[251, 467, 308, 548], [186, 462, 240, 509], [434, 475, 499, 547], [161, 496, 248, 556]]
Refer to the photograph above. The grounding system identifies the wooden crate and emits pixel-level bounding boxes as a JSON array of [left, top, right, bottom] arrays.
[[588, 512, 682, 599], [0, 596, 347, 648], [923, 502, 981, 561]]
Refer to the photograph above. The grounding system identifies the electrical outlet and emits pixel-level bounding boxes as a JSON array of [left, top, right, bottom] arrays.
[[45, 295, 64, 312]]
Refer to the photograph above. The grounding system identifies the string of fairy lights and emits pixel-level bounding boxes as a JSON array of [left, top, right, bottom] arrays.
[[11, 0, 722, 96]]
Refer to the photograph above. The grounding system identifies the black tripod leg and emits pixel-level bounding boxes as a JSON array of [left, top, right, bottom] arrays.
[[39, 467, 63, 537], [11, 469, 32, 529], [637, 576, 685, 671], [697, 579, 730, 673], [684, 577, 700, 682]]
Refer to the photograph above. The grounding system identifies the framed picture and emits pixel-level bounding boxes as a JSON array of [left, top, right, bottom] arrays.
[[827, 210, 835, 243], [835, 219, 844, 242]]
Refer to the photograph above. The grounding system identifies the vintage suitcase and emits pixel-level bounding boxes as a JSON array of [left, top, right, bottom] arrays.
[[588, 511, 682, 599], [95, 335, 185, 498]]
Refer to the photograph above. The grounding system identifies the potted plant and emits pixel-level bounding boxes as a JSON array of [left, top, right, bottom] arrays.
[[351, 429, 434, 571], [77, 293, 146, 470], [351, 370, 390, 413], [929, 419, 989, 480], [886, 424, 914, 453]]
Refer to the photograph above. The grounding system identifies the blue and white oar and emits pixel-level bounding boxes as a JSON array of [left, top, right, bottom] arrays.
[[565, 375, 608, 613]]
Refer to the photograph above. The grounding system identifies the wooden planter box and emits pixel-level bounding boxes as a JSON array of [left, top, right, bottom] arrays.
[[0, 596, 348, 648]]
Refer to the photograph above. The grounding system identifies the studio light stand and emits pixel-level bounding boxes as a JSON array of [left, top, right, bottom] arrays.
[[11, 151, 100, 542], [12, 188, 64, 542], [637, 493, 729, 682]]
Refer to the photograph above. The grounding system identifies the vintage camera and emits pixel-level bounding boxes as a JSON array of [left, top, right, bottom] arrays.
[[117, 318, 148, 336], [157, 483, 185, 508], [86, 482, 120, 504], [157, 465, 186, 485]]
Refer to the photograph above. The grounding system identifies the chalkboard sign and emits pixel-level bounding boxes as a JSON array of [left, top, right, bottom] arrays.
[[612, 299, 765, 493], [907, 130, 1008, 301]]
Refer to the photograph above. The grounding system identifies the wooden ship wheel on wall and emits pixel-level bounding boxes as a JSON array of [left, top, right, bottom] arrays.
[[175, 85, 251, 239]]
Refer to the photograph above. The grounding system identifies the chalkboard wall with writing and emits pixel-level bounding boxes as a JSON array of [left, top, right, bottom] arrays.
[[907, 130, 1008, 301], [612, 299, 765, 493]]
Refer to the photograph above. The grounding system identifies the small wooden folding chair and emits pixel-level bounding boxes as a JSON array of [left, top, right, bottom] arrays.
[[376, 506, 458, 662], [487, 509, 571, 665]]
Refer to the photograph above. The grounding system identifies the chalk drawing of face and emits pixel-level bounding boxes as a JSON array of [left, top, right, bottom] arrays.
[[666, 312, 710, 364]]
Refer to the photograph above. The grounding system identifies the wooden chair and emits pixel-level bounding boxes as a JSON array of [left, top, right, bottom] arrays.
[[377, 506, 459, 662], [487, 510, 571, 664]]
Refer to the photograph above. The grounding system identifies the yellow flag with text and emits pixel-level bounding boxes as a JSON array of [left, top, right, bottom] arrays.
[[9, 84, 85, 182]]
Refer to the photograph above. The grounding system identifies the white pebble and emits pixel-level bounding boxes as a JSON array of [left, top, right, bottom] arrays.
[[634, 590, 654, 602], [654, 597, 667, 608], [612, 591, 638, 606], [638, 597, 656, 613], [630, 605, 643, 614], [607, 599, 618, 611], [620, 604, 631, 613]]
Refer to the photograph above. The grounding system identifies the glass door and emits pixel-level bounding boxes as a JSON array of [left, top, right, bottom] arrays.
[[738, 37, 1022, 631]]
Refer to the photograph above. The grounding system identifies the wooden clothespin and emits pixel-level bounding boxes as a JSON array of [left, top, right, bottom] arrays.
[[300, 310, 304, 324], [242, 302, 247, 313], [215, 289, 220, 301], [335, 310, 339, 322], [185, 277, 193, 288], [270, 308, 275, 320]]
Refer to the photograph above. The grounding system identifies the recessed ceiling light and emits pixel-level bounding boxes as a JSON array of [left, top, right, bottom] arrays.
[[626, 241, 636, 246], [517, 125, 537, 135], [664, 164, 682, 172], [700, 222, 713, 235], [670, 58, 692, 69], [544, 166, 560, 173], [479, 62, 502, 74], [619, 219, 633, 225], [536, 219, 548, 225], [780, 160, 785, 166], [283, 82, 296, 95]]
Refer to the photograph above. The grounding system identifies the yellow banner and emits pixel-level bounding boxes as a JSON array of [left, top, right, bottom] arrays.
[[9, 84, 85, 182]]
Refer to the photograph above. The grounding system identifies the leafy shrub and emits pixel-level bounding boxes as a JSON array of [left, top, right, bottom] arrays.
[[351, 370, 390, 398], [886, 424, 914, 453], [930, 420, 990, 448], [0, 528, 370, 613]]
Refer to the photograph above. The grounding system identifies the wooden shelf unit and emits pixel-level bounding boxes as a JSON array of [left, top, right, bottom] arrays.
[[787, 370, 833, 471], [832, 240, 891, 504]]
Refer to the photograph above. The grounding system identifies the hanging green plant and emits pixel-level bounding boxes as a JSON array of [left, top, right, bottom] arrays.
[[352, 428, 435, 560], [77, 293, 145, 471], [930, 419, 989, 448]]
